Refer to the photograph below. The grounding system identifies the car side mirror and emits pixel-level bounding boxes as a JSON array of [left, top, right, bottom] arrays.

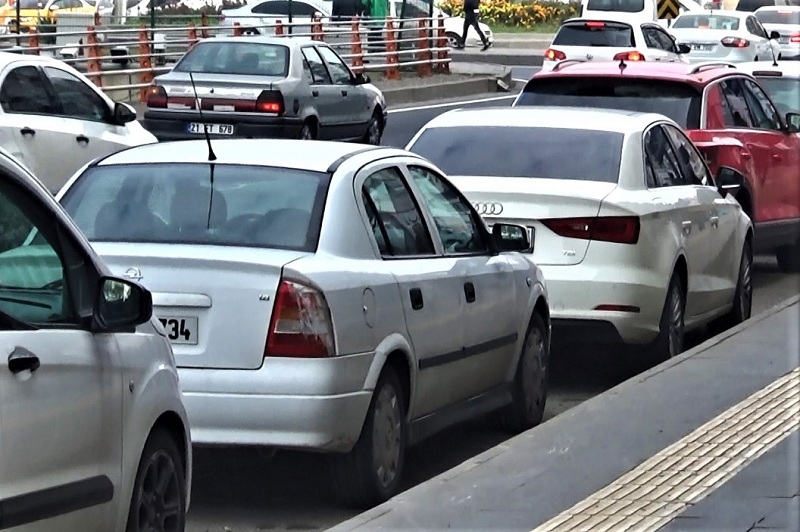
[[93, 276, 152, 332], [677, 44, 691, 54], [112, 101, 137, 125], [492, 223, 531, 253], [770, 30, 781, 40], [715, 166, 745, 197], [786, 112, 800, 133], [354, 72, 371, 85]]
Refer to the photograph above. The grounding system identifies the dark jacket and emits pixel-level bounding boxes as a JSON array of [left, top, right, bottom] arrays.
[[464, 0, 480, 12]]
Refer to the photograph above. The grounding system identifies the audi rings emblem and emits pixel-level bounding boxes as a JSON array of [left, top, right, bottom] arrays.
[[473, 202, 504, 215]]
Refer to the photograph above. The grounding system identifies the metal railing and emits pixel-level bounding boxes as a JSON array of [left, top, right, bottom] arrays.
[[0, 12, 452, 103]]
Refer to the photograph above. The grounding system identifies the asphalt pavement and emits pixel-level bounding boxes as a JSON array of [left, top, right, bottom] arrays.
[[184, 71, 800, 532]]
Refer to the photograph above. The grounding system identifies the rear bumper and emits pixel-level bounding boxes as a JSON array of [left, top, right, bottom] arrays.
[[143, 110, 304, 141], [178, 351, 376, 452]]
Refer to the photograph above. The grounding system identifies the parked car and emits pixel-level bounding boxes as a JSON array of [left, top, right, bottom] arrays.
[[0, 52, 156, 194], [668, 10, 783, 62], [389, 0, 494, 48], [754, 5, 800, 59], [54, 138, 550, 508], [512, 61, 800, 272], [0, 0, 97, 34], [406, 107, 754, 359], [143, 36, 386, 144], [736, 0, 800, 13], [220, 0, 331, 35], [542, 17, 691, 72], [736, 59, 800, 114], [0, 147, 191, 531]]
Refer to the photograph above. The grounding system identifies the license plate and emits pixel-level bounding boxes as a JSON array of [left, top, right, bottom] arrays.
[[779, 37, 789, 44], [158, 316, 199, 345], [187, 123, 234, 135], [690, 44, 713, 51]]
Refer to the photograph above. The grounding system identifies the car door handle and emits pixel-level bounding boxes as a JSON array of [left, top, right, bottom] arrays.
[[76, 135, 89, 145], [8, 347, 40, 375], [409, 288, 424, 310], [682, 220, 692, 235], [710, 216, 719, 228], [772, 154, 782, 162], [20, 127, 35, 137], [341, 90, 348, 96], [740, 150, 752, 160], [464, 282, 476, 303], [312, 90, 319, 97]]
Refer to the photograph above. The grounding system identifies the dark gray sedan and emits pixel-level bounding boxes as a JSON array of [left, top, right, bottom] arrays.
[[142, 36, 387, 144]]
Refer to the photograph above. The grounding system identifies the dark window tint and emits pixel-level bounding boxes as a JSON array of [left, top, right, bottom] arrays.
[[755, 10, 800, 24], [60, 163, 330, 252], [644, 126, 685, 188], [408, 126, 623, 183], [302, 47, 333, 84], [719, 78, 755, 127], [662, 124, 710, 186], [174, 42, 289, 77], [553, 21, 635, 47], [44, 67, 108, 122], [742, 78, 782, 130], [251, 0, 319, 15], [516, 77, 702, 129], [756, 77, 800, 115], [0, 66, 56, 115], [585, 0, 645, 12], [672, 14, 741, 30], [317, 46, 352, 85], [737, 0, 777, 12]]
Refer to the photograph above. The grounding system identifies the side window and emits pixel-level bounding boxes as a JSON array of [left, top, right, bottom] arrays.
[[644, 125, 685, 188], [301, 57, 314, 84], [662, 124, 711, 186], [292, 1, 319, 16], [0, 66, 57, 115], [719, 78, 755, 128], [301, 47, 332, 84], [641, 27, 661, 49], [316, 46, 353, 85], [44, 67, 108, 122], [361, 168, 435, 257], [742, 79, 782, 131], [407, 165, 489, 255], [252, 0, 286, 14], [654, 29, 678, 52]]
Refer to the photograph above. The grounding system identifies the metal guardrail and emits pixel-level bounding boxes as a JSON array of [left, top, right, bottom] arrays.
[[0, 12, 452, 103]]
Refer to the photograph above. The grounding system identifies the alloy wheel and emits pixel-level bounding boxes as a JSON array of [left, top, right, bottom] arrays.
[[133, 450, 182, 532], [300, 125, 314, 140], [668, 283, 685, 358], [372, 383, 402, 489], [367, 118, 381, 145], [521, 326, 546, 417], [739, 249, 753, 321]]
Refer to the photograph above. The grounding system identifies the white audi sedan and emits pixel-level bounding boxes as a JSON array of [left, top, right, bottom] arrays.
[[55, 139, 551, 508], [406, 107, 754, 361]]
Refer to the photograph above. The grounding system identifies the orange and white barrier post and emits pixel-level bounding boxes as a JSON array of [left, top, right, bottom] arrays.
[[200, 11, 209, 39], [416, 19, 432, 77], [232, 22, 243, 36], [311, 14, 323, 41], [350, 16, 364, 73], [86, 25, 103, 87], [385, 18, 400, 80], [138, 26, 155, 102], [188, 22, 198, 49], [28, 29, 40, 54], [275, 19, 284, 36], [436, 14, 450, 74]]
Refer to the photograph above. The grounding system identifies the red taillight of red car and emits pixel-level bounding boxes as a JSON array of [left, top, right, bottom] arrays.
[[264, 279, 335, 358], [541, 216, 641, 245]]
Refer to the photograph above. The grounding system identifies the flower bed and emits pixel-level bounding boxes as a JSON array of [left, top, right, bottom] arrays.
[[438, 0, 579, 28]]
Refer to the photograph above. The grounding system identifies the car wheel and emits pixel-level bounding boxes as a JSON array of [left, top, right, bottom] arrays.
[[446, 31, 462, 48], [776, 238, 800, 273], [328, 365, 406, 508], [362, 112, 383, 145], [498, 312, 549, 432], [720, 240, 753, 328], [652, 273, 686, 363], [299, 121, 316, 140], [126, 428, 186, 532]]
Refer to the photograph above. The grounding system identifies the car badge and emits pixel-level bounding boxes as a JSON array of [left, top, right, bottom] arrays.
[[586, 53, 594, 60], [123, 267, 143, 282]]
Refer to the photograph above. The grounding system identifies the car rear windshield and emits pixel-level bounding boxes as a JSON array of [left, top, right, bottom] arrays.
[[553, 21, 636, 47], [408, 126, 624, 183], [174, 42, 290, 77], [755, 10, 800, 25], [672, 14, 741, 30], [59, 163, 330, 252], [585, 0, 645, 12], [755, 77, 800, 114], [516, 77, 702, 129]]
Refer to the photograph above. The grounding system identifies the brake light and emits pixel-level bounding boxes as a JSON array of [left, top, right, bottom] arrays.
[[721, 37, 749, 48], [541, 216, 640, 245], [594, 304, 641, 313], [265, 279, 335, 358], [585, 21, 605, 28], [145, 85, 167, 108], [255, 89, 284, 114], [613, 51, 645, 61], [791, 34, 800, 43], [544, 48, 566, 61]]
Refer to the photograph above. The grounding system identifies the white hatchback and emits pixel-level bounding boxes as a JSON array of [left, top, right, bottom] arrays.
[[0, 149, 191, 531], [407, 107, 754, 361], [0, 52, 156, 193]]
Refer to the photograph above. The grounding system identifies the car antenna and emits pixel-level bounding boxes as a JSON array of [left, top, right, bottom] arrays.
[[188, 71, 217, 229]]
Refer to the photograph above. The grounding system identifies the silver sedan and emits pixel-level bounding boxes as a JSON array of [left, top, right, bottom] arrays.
[[56, 139, 551, 508]]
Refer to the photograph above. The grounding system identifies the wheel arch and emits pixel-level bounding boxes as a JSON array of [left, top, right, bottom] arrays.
[[363, 333, 415, 419]]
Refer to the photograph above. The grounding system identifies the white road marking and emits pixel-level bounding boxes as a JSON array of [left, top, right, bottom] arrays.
[[388, 94, 517, 114], [532, 367, 800, 532]]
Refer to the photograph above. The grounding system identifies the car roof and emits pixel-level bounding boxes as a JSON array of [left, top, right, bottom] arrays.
[[0, 52, 64, 68], [420, 106, 667, 134], [736, 60, 800, 79], [532, 60, 747, 86], [95, 139, 399, 173], [195, 35, 317, 48], [755, 4, 800, 11], [675, 9, 747, 19]]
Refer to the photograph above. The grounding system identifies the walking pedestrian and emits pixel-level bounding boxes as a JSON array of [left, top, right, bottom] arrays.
[[459, 0, 490, 51]]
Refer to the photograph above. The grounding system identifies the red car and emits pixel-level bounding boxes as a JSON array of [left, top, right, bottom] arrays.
[[513, 60, 800, 272]]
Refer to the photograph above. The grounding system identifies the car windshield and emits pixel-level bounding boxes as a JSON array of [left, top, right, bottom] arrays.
[[515, 77, 702, 129], [755, 77, 800, 114], [672, 14, 741, 30], [553, 21, 636, 47], [174, 42, 290, 77], [59, 163, 330, 252], [755, 10, 800, 24], [408, 126, 624, 183], [584, 0, 645, 12]]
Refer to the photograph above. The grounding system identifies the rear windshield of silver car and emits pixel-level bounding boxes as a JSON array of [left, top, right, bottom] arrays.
[[408, 126, 623, 183], [755, 10, 800, 25], [59, 163, 330, 252], [174, 42, 290, 77], [516, 78, 702, 129], [671, 15, 741, 30], [553, 21, 636, 47], [585, 0, 645, 12]]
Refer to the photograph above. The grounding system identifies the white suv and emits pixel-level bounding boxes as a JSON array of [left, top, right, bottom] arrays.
[[0, 149, 191, 531]]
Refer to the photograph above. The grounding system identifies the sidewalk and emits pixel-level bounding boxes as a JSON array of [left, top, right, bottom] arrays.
[[330, 296, 800, 531]]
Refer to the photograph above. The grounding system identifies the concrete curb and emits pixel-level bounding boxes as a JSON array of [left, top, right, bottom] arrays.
[[452, 51, 544, 66]]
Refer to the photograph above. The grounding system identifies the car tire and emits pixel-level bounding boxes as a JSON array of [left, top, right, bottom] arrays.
[[719, 239, 753, 328], [328, 365, 406, 509], [776, 238, 800, 273], [126, 428, 186, 532], [446, 31, 463, 48], [497, 312, 549, 433], [299, 121, 316, 140], [652, 273, 686, 363], [361, 112, 383, 145]]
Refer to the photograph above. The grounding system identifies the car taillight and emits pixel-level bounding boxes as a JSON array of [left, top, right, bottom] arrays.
[[145, 85, 167, 108], [255, 89, 284, 114], [613, 51, 645, 61], [721, 37, 749, 48], [541, 216, 640, 245], [544, 48, 566, 61], [585, 21, 605, 28], [265, 279, 335, 358], [791, 34, 800, 43]]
